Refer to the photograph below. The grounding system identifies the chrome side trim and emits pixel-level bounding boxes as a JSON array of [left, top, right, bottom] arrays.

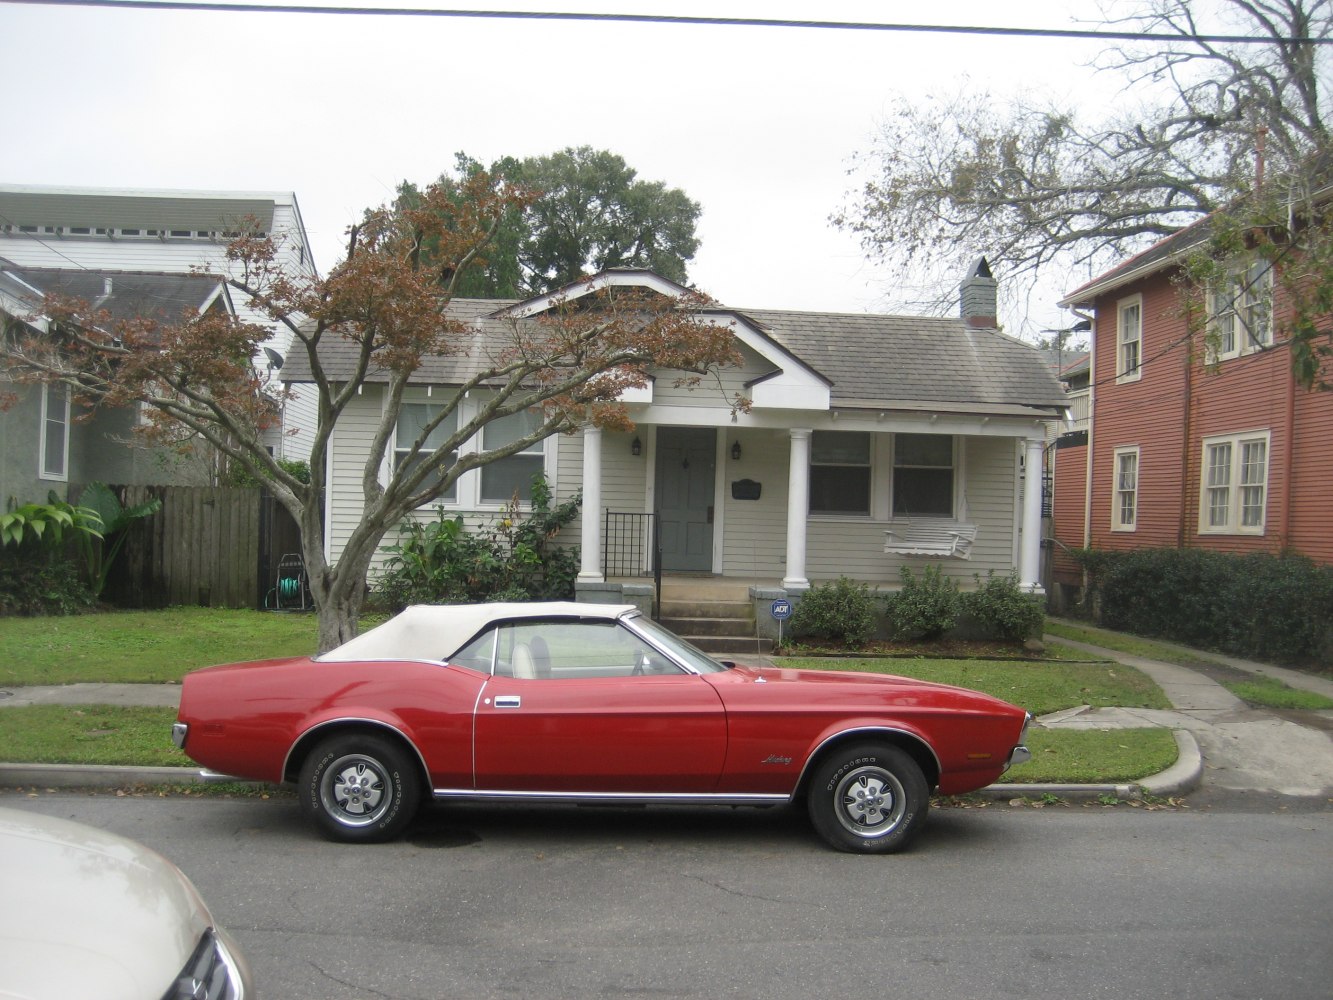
[[432, 788, 790, 807]]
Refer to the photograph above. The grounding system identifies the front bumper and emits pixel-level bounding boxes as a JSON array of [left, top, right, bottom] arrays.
[[1003, 712, 1033, 771]]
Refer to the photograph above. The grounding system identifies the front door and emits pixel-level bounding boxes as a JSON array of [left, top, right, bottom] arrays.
[[655, 427, 716, 572]]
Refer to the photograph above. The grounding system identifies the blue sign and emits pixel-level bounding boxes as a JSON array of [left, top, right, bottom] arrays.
[[771, 599, 792, 620]]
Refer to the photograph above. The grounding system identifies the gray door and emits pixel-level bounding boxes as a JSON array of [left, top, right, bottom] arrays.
[[655, 428, 716, 572]]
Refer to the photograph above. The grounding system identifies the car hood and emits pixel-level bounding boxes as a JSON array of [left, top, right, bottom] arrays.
[[722, 664, 1022, 711], [0, 807, 211, 1000]]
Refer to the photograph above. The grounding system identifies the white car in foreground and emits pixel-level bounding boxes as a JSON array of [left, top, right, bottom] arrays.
[[0, 806, 253, 1000]]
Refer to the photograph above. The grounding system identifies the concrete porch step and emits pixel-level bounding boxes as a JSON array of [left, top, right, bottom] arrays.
[[659, 599, 753, 621], [683, 634, 775, 657], [659, 615, 756, 637]]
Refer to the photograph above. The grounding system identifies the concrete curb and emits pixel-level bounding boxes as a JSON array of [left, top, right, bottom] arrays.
[[0, 762, 264, 789], [2, 730, 1205, 801]]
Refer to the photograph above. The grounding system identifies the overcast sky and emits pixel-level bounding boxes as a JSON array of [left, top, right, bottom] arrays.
[[3, 1, 1132, 336]]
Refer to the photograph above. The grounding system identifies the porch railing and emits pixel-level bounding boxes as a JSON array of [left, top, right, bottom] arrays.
[[603, 510, 661, 618]]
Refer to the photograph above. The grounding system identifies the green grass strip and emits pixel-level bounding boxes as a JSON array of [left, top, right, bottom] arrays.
[[0, 706, 189, 766], [1222, 676, 1333, 711], [998, 728, 1178, 784]]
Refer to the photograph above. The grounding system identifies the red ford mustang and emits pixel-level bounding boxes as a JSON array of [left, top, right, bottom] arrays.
[[173, 602, 1031, 853]]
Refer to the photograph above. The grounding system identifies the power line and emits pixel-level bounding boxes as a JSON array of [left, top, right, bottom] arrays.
[[5, 0, 1333, 44]]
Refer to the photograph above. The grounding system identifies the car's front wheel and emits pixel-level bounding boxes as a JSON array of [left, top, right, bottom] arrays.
[[298, 733, 421, 843], [806, 743, 928, 853]]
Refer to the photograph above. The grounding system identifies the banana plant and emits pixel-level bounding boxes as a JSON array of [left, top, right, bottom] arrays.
[[75, 483, 162, 598]]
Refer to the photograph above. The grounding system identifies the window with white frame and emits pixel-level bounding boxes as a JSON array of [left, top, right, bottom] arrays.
[[480, 408, 545, 505], [394, 400, 458, 502], [1208, 260, 1273, 360], [1117, 296, 1143, 382], [809, 431, 871, 515], [1111, 446, 1139, 531], [892, 433, 954, 517], [40, 383, 70, 481], [1200, 431, 1269, 534]]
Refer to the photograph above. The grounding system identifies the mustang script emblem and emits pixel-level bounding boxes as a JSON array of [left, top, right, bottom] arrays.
[[761, 754, 793, 766]]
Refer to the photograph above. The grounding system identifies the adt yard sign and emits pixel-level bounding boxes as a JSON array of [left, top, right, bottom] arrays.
[[771, 599, 792, 645]]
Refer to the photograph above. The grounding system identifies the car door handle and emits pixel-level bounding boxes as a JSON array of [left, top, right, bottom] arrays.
[[494, 695, 522, 708]]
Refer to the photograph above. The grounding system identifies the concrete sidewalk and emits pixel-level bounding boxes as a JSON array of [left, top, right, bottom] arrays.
[[3, 637, 1331, 800]]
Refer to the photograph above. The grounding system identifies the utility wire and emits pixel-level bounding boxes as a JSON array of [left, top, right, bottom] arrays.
[[5, 0, 1333, 44]]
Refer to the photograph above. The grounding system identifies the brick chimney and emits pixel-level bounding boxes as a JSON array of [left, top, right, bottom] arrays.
[[959, 256, 997, 328]]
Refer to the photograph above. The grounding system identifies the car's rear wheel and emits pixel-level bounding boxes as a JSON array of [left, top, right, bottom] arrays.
[[299, 733, 420, 843], [806, 743, 928, 853]]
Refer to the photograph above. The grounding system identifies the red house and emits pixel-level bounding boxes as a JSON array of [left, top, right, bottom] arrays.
[[1048, 213, 1333, 610]]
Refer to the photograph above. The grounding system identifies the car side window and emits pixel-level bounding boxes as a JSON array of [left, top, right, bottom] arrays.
[[487, 621, 682, 679], [450, 629, 505, 675]]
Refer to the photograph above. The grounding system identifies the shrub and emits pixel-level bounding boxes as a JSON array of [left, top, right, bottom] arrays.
[[0, 542, 95, 616], [1080, 547, 1333, 666], [789, 576, 878, 648], [966, 571, 1044, 641], [884, 564, 960, 640], [375, 477, 580, 611]]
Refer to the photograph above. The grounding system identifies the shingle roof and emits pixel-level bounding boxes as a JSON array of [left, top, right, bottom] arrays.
[[734, 307, 1067, 409], [280, 286, 1068, 413]]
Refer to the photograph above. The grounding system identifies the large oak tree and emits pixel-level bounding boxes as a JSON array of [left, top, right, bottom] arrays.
[[1, 173, 741, 650]]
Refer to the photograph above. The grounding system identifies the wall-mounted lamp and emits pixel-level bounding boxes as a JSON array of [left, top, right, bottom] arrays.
[[731, 441, 742, 461], [631, 437, 642, 457]]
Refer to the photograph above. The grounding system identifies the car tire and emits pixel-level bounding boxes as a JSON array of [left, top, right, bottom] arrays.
[[806, 743, 928, 854], [299, 733, 421, 843]]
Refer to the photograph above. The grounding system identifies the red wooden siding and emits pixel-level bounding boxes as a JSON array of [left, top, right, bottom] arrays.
[[1069, 263, 1333, 567]]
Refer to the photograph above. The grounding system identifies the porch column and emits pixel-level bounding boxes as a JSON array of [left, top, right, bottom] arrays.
[[578, 425, 604, 582], [783, 428, 811, 589], [1019, 435, 1044, 593]]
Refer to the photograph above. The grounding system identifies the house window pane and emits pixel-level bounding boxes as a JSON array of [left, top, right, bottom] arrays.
[[1205, 443, 1232, 528], [1118, 299, 1142, 378], [893, 433, 953, 517], [481, 409, 544, 504], [810, 431, 870, 515], [1114, 450, 1138, 529], [41, 383, 70, 480], [1239, 440, 1267, 527], [395, 401, 458, 501]]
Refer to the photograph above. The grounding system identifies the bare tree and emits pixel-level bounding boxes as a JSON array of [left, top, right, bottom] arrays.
[[837, 0, 1331, 311]]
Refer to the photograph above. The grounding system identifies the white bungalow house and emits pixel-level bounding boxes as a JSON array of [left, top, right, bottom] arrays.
[[287, 261, 1068, 647]]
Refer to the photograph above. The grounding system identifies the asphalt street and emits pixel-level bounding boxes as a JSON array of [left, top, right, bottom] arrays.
[[2, 791, 1329, 1000]]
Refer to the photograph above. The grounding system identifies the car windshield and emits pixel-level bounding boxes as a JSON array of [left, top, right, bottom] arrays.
[[626, 614, 731, 674]]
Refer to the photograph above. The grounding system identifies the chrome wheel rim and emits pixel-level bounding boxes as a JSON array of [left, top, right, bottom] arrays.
[[833, 765, 907, 839], [321, 754, 391, 828]]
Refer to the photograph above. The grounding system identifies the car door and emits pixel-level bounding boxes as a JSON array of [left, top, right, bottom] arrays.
[[469, 619, 728, 794]]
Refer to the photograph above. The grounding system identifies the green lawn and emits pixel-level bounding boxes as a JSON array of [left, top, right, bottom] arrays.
[[0, 608, 319, 685], [0, 609, 1185, 785]]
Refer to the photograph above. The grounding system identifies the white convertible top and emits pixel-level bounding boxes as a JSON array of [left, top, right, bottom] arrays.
[[316, 602, 639, 663]]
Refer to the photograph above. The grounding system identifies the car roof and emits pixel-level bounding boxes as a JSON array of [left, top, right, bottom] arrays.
[[317, 602, 641, 663]]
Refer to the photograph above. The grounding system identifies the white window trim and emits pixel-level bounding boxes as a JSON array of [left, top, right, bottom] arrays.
[[808, 432, 962, 522], [1111, 446, 1139, 532], [1198, 429, 1270, 536], [1116, 295, 1143, 384], [390, 390, 555, 512], [39, 383, 71, 482], [1207, 260, 1273, 362]]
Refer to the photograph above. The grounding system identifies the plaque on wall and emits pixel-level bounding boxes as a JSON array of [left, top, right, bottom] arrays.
[[731, 479, 761, 501]]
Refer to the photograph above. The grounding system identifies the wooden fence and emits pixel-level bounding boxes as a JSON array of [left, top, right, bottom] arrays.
[[105, 485, 303, 610]]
